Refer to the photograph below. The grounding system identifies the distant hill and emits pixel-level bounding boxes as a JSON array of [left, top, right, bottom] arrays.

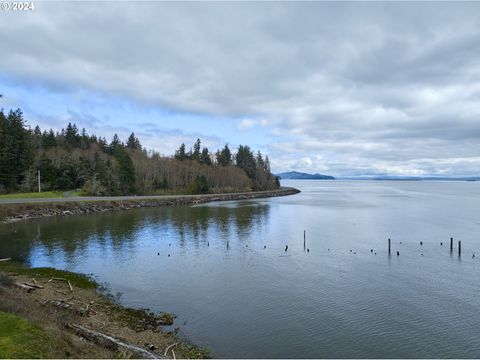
[[276, 171, 335, 180], [338, 175, 480, 181]]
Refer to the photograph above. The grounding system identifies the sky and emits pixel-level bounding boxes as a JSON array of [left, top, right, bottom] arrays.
[[1, 1, 479, 177]]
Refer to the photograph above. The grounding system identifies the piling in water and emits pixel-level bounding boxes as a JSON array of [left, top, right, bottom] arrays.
[[458, 240, 461, 255], [450, 237, 453, 252], [388, 238, 391, 254]]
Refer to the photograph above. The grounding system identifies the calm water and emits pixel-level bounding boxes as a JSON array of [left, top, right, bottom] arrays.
[[1, 180, 480, 358]]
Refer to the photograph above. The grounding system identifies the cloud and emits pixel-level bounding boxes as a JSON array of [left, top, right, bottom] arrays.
[[237, 118, 258, 131], [1, 2, 480, 176]]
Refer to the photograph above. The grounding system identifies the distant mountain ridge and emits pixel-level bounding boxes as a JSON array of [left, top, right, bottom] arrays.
[[338, 175, 480, 181], [276, 171, 335, 180]]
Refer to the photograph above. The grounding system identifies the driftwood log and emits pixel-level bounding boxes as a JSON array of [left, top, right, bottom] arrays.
[[24, 282, 44, 289], [67, 324, 168, 359], [0, 258, 11, 262], [14, 282, 36, 292]]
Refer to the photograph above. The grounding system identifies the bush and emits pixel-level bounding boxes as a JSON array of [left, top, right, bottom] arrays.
[[82, 178, 107, 196], [188, 175, 209, 194], [275, 176, 281, 188]]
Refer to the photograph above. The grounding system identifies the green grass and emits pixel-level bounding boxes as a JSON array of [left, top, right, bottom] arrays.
[[0, 311, 50, 358], [0, 190, 85, 200], [0, 261, 97, 289]]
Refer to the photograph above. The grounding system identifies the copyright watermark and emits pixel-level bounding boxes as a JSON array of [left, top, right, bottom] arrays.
[[1, 2, 35, 11]]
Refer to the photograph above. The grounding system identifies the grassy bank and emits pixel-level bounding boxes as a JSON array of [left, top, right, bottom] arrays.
[[0, 261, 209, 359], [0, 311, 52, 358], [0, 191, 85, 200], [0, 261, 97, 289]]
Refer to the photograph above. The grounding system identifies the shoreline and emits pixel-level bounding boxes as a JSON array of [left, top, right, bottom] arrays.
[[0, 187, 301, 357], [0, 261, 208, 358], [0, 187, 300, 223]]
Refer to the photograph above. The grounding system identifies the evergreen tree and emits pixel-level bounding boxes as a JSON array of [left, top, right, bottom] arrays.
[[200, 147, 212, 165], [174, 143, 187, 161], [0, 109, 33, 190], [256, 151, 265, 168], [80, 128, 90, 149], [32, 125, 42, 149], [42, 129, 57, 149], [189, 174, 209, 194], [114, 147, 136, 194], [192, 138, 201, 161], [109, 134, 121, 154], [127, 132, 141, 150], [235, 145, 257, 179], [65, 122, 80, 147], [216, 144, 232, 166], [0, 110, 8, 191], [264, 155, 271, 173]]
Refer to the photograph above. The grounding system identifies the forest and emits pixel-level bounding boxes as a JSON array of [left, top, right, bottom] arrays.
[[0, 106, 279, 196]]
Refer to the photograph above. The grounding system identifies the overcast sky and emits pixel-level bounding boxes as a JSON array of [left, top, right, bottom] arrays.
[[1, 1, 479, 177]]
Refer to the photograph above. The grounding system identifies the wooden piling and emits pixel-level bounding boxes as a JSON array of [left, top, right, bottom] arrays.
[[388, 238, 391, 254], [458, 240, 461, 255], [450, 237, 453, 252]]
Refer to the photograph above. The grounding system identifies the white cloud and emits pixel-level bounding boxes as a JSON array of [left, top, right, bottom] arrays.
[[237, 118, 258, 131], [1, 2, 480, 176]]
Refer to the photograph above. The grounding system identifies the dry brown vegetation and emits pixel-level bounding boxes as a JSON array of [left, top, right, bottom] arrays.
[[130, 151, 253, 194]]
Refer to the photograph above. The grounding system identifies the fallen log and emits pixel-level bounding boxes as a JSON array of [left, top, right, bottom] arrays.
[[67, 324, 167, 359], [14, 282, 35, 292], [0, 258, 11, 262], [23, 282, 44, 289]]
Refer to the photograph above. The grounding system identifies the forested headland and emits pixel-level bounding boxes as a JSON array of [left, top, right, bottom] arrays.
[[0, 105, 280, 196]]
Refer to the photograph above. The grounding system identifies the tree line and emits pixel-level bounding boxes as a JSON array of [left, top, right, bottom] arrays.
[[0, 105, 279, 195]]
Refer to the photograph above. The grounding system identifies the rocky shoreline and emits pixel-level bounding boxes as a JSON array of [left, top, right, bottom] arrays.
[[1, 187, 300, 223], [0, 261, 209, 358]]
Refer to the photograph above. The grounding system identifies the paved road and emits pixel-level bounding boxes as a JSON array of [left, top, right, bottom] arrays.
[[0, 189, 294, 205], [0, 194, 211, 204]]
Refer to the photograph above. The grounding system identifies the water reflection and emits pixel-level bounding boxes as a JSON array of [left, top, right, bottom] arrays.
[[0, 202, 270, 265], [2, 181, 480, 358]]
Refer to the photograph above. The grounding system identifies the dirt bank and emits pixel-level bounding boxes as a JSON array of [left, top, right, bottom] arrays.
[[0, 261, 209, 359], [1, 187, 300, 223]]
